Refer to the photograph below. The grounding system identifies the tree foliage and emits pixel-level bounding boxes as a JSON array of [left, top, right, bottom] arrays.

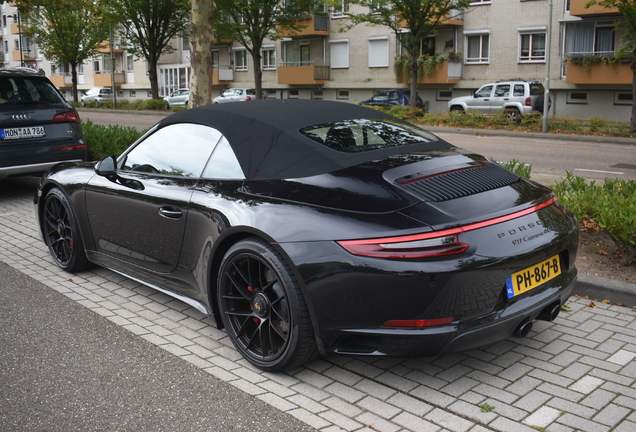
[[586, 0, 636, 132], [17, 0, 113, 102], [213, 0, 320, 100], [348, 0, 470, 109], [114, 0, 190, 99]]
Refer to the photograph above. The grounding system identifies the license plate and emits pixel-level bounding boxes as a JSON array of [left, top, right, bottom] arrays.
[[506, 255, 561, 298], [1, 126, 46, 140]]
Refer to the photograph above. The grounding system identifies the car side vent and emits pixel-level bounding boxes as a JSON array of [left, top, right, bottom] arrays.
[[399, 164, 520, 202]]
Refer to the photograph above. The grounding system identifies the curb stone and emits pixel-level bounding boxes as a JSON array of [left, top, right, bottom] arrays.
[[575, 273, 636, 308]]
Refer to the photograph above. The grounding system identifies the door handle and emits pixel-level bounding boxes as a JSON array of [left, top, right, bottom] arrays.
[[159, 207, 183, 219]]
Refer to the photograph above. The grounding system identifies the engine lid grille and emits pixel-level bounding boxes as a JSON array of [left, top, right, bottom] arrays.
[[399, 164, 520, 202]]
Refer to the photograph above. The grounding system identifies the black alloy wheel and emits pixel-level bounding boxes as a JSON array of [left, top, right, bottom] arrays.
[[506, 108, 521, 123], [217, 238, 317, 371], [43, 188, 90, 272]]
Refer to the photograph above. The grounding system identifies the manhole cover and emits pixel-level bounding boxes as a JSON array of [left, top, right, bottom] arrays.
[[611, 164, 636, 170]]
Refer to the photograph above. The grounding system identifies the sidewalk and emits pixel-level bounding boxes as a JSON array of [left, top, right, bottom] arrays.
[[1, 176, 635, 432]]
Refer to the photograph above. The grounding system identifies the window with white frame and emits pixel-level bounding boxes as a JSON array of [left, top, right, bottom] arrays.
[[234, 49, 248, 71], [465, 32, 489, 63], [337, 90, 349, 99], [332, 1, 349, 18], [614, 92, 633, 105], [262, 46, 276, 70], [289, 90, 299, 99], [130, 90, 136, 97], [313, 90, 323, 99], [519, 28, 546, 62], [330, 40, 349, 68], [469, 0, 491, 4], [368, 37, 389, 68], [437, 90, 453, 101]]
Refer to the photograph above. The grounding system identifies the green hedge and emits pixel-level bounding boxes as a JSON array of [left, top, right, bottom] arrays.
[[82, 120, 145, 160]]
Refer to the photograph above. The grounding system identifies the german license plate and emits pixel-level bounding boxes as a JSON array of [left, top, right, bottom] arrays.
[[506, 255, 561, 298], [0, 126, 46, 140]]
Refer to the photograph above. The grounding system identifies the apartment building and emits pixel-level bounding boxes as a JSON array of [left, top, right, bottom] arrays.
[[3, 1, 632, 121]]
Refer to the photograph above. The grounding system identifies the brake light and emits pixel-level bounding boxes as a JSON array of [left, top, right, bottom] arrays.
[[246, 95, 251, 101], [382, 317, 454, 328], [525, 97, 531, 106], [337, 196, 557, 259], [53, 110, 81, 123]]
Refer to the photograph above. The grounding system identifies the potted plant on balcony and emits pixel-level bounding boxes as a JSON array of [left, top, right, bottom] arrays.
[[394, 55, 410, 82], [447, 51, 462, 62], [417, 53, 447, 79]]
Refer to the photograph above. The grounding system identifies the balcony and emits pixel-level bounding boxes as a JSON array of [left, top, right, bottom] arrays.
[[277, 63, 329, 85], [565, 58, 632, 85], [212, 67, 233, 85], [97, 41, 124, 53], [277, 14, 329, 37], [10, 23, 21, 35], [397, 60, 461, 84], [94, 71, 126, 86], [569, 0, 620, 16], [12, 49, 35, 61], [50, 74, 73, 88]]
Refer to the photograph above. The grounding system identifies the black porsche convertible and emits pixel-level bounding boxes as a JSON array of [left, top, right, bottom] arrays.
[[35, 100, 578, 371]]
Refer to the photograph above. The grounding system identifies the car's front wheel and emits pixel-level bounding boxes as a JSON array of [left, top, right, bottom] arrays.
[[80, 100, 86, 107], [450, 106, 465, 113], [217, 238, 318, 372], [42, 188, 91, 273]]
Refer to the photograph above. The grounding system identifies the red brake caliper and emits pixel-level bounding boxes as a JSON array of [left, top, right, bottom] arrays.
[[247, 286, 260, 325]]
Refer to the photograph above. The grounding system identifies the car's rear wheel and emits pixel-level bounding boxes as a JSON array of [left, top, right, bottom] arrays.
[[506, 108, 521, 123], [217, 238, 317, 371], [43, 188, 91, 273]]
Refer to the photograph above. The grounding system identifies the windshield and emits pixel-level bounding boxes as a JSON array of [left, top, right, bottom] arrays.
[[0, 76, 66, 106], [299, 118, 438, 153]]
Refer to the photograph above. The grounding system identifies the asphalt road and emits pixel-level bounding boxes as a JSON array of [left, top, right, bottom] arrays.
[[0, 260, 316, 432], [80, 108, 636, 185]]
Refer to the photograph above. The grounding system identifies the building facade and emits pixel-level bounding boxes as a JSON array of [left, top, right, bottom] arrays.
[[3, 1, 633, 121]]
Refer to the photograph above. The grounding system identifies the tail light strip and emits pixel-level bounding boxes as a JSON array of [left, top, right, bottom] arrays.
[[337, 196, 557, 259]]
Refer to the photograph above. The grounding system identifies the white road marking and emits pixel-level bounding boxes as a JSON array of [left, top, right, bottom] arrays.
[[574, 168, 624, 175]]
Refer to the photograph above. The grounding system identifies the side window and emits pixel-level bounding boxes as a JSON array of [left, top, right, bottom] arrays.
[[201, 137, 245, 179], [513, 84, 525, 96], [494, 85, 510, 97], [475, 85, 493, 98], [122, 123, 222, 178], [373, 91, 388, 101]]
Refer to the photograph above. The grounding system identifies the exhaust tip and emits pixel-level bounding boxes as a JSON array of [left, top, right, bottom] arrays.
[[513, 320, 533, 338], [537, 301, 561, 322]]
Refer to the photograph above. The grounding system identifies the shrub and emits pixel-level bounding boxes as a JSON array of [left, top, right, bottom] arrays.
[[499, 158, 532, 179], [82, 119, 145, 160], [552, 172, 636, 266], [587, 116, 607, 133], [145, 99, 167, 110], [99, 99, 114, 109]]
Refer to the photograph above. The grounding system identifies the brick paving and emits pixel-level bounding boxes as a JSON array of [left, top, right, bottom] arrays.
[[2, 176, 635, 432]]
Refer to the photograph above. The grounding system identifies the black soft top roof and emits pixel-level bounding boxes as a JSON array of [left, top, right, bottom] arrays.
[[158, 99, 452, 181]]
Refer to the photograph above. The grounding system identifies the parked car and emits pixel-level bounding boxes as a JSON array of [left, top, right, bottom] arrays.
[[0, 68, 86, 179], [212, 88, 257, 104], [80, 87, 113, 106], [359, 89, 424, 109], [163, 88, 189, 109], [448, 80, 549, 121], [35, 100, 578, 372]]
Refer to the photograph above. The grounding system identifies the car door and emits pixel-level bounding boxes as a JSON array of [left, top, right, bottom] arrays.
[[467, 85, 493, 112], [85, 123, 222, 274], [490, 84, 511, 111]]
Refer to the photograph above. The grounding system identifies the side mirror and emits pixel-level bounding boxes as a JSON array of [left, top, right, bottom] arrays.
[[94, 155, 117, 177]]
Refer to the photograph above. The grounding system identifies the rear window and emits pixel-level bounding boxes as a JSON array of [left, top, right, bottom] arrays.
[[246, 89, 256, 95], [0, 77, 65, 107], [530, 83, 545, 96], [299, 118, 438, 153]]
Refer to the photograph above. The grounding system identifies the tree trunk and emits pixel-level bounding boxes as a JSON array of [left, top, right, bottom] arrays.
[[189, 0, 216, 108], [148, 56, 159, 100], [251, 49, 263, 100], [409, 48, 419, 113], [71, 62, 78, 103]]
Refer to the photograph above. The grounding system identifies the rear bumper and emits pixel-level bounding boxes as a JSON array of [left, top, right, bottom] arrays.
[[331, 271, 576, 357]]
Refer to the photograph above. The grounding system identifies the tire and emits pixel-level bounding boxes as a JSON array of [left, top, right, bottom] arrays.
[[506, 108, 521, 123], [450, 106, 464, 113], [166, 102, 171, 110], [217, 237, 318, 372], [80, 100, 86, 107], [42, 188, 91, 273]]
